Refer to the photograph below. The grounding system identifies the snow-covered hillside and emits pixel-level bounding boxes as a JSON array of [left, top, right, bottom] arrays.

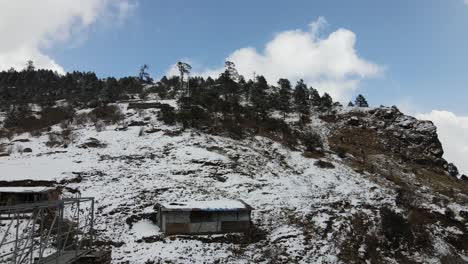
[[1, 102, 467, 263]]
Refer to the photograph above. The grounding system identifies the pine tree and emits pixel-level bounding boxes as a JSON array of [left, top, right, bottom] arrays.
[[348, 101, 354, 107], [25, 60, 35, 72], [293, 79, 310, 116], [320, 93, 333, 110], [139, 64, 153, 84], [250, 76, 269, 119], [224, 61, 240, 81], [309, 87, 321, 107], [354, 94, 369, 107], [176, 62, 192, 94], [277, 78, 292, 115], [217, 67, 240, 114]]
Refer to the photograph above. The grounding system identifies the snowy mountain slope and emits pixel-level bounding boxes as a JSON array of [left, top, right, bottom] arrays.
[[1, 102, 467, 263]]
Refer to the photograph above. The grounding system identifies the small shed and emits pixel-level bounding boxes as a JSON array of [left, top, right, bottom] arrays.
[[156, 199, 253, 235], [0, 187, 60, 206]]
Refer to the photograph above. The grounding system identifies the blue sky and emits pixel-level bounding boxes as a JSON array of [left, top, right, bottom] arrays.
[[1, 0, 468, 173], [42, 0, 468, 114]]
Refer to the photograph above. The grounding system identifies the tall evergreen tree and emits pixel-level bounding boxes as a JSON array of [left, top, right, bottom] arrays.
[[309, 87, 321, 107], [293, 79, 310, 116], [355, 94, 369, 107], [277, 78, 292, 115], [250, 76, 269, 119], [320, 93, 333, 110], [176, 61, 192, 94], [217, 64, 240, 114], [25, 60, 35, 72], [139, 64, 153, 84]]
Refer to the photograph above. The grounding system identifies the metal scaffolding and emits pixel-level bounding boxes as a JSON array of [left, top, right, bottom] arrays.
[[0, 198, 95, 264]]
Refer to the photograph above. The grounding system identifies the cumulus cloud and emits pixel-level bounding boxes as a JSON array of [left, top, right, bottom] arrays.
[[0, 0, 136, 73], [416, 110, 468, 175], [188, 17, 382, 101]]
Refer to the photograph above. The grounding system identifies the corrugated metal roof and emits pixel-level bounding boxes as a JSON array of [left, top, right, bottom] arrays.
[[159, 199, 253, 212], [0, 187, 55, 193]]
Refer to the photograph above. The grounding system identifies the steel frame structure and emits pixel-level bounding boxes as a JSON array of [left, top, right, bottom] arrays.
[[0, 198, 95, 264]]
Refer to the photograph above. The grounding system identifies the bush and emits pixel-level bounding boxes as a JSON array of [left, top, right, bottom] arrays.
[[30, 130, 42, 137], [177, 104, 211, 129], [4, 104, 34, 128], [300, 131, 323, 152], [159, 104, 176, 125], [89, 105, 124, 124], [73, 112, 90, 126], [95, 121, 106, 132], [16, 145, 24, 154], [380, 207, 413, 249], [46, 133, 63, 147], [4, 105, 75, 132], [46, 127, 76, 148], [41, 106, 75, 125]]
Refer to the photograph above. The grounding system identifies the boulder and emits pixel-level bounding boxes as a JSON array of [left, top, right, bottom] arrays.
[[347, 116, 360, 126], [314, 160, 335, 169], [78, 138, 107, 149], [447, 163, 459, 178]]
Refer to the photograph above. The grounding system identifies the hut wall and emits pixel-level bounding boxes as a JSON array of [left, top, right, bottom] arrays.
[[161, 210, 251, 235]]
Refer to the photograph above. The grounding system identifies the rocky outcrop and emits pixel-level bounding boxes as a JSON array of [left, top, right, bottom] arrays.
[[331, 106, 447, 170], [373, 107, 445, 167]]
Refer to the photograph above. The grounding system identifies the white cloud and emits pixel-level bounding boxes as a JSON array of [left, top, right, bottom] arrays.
[[416, 110, 468, 175], [0, 0, 136, 73], [186, 17, 383, 101], [464, 0, 468, 6]]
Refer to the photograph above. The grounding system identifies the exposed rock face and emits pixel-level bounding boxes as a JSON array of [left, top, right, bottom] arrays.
[[330, 106, 447, 171], [448, 163, 460, 178], [369, 107, 445, 167]]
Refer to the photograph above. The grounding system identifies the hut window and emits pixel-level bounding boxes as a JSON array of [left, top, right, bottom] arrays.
[[190, 211, 215, 222]]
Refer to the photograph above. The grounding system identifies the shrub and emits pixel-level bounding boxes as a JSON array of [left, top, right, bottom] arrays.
[[30, 129, 42, 137], [6, 145, 14, 155], [177, 104, 211, 129], [4, 105, 75, 132], [380, 207, 413, 249], [159, 104, 176, 125], [300, 131, 323, 152], [95, 121, 106, 132], [59, 120, 70, 130], [46, 133, 64, 148], [41, 106, 75, 125], [46, 127, 76, 148], [4, 104, 34, 128], [16, 145, 24, 154], [0, 129, 15, 140], [89, 105, 124, 124], [73, 112, 90, 126]]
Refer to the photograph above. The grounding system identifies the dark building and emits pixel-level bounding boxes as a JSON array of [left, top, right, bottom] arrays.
[[0, 187, 60, 206], [156, 199, 253, 235]]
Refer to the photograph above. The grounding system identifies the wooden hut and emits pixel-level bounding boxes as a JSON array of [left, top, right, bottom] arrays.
[[0, 187, 60, 206], [156, 199, 253, 235]]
